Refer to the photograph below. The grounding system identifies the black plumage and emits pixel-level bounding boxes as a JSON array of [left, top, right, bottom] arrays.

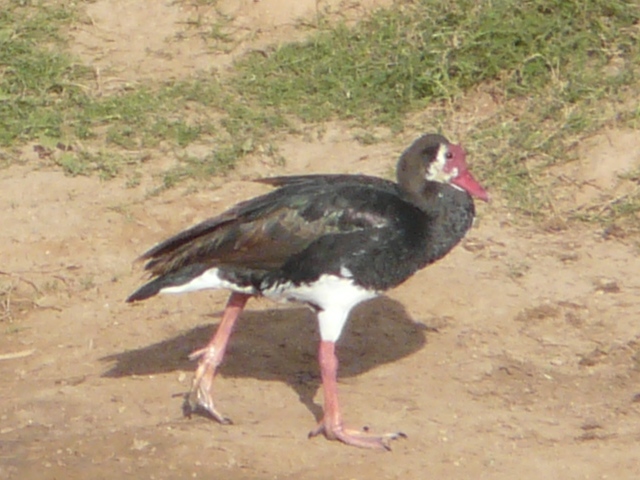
[[128, 178, 475, 300], [127, 133, 488, 450]]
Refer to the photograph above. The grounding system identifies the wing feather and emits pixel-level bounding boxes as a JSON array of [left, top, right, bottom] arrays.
[[139, 179, 401, 278]]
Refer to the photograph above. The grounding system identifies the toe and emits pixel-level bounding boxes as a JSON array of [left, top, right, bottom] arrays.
[[309, 422, 405, 450]]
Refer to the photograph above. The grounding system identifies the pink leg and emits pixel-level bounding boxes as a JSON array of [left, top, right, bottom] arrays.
[[186, 292, 251, 423], [309, 340, 406, 450]]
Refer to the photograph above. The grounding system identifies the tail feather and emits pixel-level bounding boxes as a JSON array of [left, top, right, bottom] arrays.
[[127, 278, 165, 302], [126, 264, 209, 302]]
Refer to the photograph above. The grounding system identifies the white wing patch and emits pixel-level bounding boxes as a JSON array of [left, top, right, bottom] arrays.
[[426, 144, 457, 184], [161, 267, 376, 343], [159, 267, 255, 295]]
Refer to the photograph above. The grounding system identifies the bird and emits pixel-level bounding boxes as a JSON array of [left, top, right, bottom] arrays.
[[127, 133, 488, 450]]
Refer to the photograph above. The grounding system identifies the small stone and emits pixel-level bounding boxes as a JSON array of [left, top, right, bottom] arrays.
[[131, 438, 149, 451], [594, 278, 620, 293], [581, 421, 602, 431], [462, 239, 486, 252]]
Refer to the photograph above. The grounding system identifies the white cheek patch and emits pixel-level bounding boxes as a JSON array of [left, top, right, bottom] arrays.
[[426, 144, 447, 180], [339, 265, 354, 278], [426, 145, 457, 184]]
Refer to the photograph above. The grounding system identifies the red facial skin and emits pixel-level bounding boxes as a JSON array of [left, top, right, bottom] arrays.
[[445, 144, 489, 202]]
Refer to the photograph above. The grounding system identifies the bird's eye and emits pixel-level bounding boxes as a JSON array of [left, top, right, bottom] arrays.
[[445, 151, 453, 159]]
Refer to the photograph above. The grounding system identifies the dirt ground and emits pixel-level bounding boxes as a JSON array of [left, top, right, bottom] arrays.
[[2, 2, 640, 479]]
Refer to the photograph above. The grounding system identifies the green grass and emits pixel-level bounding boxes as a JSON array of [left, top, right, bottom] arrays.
[[237, 0, 640, 225], [0, 2, 287, 178], [1, 0, 639, 227], [235, 0, 639, 125], [570, 165, 640, 234], [467, 84, 634, 216], [0, 4, 85, 144]]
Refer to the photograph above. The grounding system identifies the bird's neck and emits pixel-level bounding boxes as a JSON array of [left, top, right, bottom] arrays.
[[406, 182, 476, 266]]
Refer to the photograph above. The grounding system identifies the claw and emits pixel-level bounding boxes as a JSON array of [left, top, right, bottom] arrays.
[[185, 345, 232, 423], [183, 390, 232, 424], [313, 340, 406, 450]]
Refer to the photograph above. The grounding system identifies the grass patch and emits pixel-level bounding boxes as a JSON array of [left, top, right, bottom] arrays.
[[569, 165, 640, 234], [1, 0, 639, 228], [466, 52, 639, 216], [235, 0, 639, 126], [232, 0, 639, 224], [0, 3, 86, 144], [55, 150, 140, 180], [0, 2, 286, 177]]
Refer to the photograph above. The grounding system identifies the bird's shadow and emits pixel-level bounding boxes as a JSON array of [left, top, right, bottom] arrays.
[[102, 297, 432, 421]]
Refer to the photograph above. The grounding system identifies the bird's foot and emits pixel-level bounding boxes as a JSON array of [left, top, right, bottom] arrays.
[[183, 387, 232, 424], [308, 421, 406, 450], [183, 346, 232, 424]]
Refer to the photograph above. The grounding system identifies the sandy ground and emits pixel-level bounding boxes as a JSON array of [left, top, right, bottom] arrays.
[[2, 1, 640, 479]]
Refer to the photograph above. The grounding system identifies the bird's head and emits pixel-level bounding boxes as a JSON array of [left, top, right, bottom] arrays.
[[397, 134, 489, 202]]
